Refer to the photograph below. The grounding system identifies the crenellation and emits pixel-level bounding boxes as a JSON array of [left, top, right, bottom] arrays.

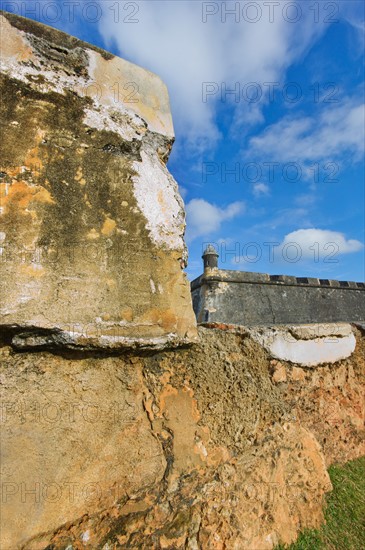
[[306, 277, 320, 285], [191, 246, 365, 325], [281, 275, 298, 284], [347, 281, 358, 288]]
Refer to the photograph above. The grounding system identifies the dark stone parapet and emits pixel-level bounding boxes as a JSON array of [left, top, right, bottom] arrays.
[[191, 269, 364, 290], [191, 269, 365, 326]]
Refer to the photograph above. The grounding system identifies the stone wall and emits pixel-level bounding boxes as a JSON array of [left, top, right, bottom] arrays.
[[0, 12, 197, 351], [1, 12, 364, 550], [192, 268, 365, 325], [1, 324, 364, 549]]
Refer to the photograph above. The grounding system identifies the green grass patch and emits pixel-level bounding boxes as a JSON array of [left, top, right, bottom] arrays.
[[276, 456, 365, 550]]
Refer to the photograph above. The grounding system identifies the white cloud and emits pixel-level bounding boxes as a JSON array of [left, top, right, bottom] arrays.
[[97, 0, 331, 151], [280, 229, 363, 258], [246, 98, 365, 168], [185, 198, 244, 241], [253, 182, 270, 197]]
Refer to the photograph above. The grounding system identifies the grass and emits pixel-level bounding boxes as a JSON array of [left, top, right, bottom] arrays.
[[276, 456, 365, 550]]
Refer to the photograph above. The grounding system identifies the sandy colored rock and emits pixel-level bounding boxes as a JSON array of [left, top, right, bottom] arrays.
[[291, 366, 306, 381], [285, 326, 365, 465], [272, 361, 287, 383], [0, 349, 167, 548], [2, 326, 364, 549], [0, 12, 197, 350]]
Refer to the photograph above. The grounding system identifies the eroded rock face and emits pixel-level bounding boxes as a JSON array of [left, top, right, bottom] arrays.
[[0, 12, 197, 350], [281, 326, 365, 466], [2, 326, 363, 550]]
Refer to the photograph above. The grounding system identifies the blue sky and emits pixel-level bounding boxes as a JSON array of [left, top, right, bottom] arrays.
[[2, 0, 364, 281]]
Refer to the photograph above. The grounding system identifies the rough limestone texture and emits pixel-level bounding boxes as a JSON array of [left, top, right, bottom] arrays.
[[1, 325, 364, 550], [0, 12, 197, 350]]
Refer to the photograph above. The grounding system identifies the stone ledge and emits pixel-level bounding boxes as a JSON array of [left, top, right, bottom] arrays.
[[191, 269, 365, 290]]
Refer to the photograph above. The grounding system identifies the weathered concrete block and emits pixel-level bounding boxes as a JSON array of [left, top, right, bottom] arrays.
[[0, 12, 197, 350]]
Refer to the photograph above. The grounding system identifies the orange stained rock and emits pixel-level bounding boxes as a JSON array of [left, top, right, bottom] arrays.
[[1, 179, 54, 211]]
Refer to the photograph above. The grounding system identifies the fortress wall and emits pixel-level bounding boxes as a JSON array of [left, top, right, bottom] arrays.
[[1, 12, 364, 550], [1, 325, 364, 549], [0, 12, 197, 351], [192, 269, 365, 325]]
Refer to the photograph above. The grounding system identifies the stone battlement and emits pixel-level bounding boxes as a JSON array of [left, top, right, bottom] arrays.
[[191, 269, 365, 290], [191, 248, 365, 326]]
